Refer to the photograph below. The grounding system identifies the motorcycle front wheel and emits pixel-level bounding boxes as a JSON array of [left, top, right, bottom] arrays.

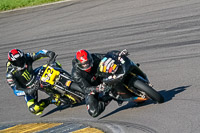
[[133, 80, 164, 103]]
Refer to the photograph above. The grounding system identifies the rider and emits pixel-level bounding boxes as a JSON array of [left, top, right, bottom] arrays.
[[71, 49, 149, 117], [6, 49, 61, 115], [71, 49, 125, 117]]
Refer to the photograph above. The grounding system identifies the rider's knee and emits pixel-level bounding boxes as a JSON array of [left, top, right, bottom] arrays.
[[27, 99, 43, 115], [28, 104, 44, 114], [88, 109, 98, 118], [87, 101, 105, 118]]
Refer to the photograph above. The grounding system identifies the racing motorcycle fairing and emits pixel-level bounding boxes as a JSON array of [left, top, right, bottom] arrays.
[[97, 50, 164, 104]]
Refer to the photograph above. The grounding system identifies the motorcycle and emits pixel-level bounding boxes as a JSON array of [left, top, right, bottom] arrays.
[[97, 50, 164, 104], [34, 57, 85, 107]]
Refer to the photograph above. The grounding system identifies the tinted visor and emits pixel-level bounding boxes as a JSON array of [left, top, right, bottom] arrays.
[[11, 57, 25, 67], [78, 59, 93, 70]]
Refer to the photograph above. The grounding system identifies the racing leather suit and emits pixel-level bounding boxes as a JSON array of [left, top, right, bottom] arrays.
[[6, 50, 59, 115], [71, 52, 112, 117]]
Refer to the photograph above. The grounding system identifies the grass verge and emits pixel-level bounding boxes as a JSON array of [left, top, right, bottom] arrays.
[[0, 0, 63, 11]]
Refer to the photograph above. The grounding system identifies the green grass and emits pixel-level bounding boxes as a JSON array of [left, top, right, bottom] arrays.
[[0, 0, 63, 11]]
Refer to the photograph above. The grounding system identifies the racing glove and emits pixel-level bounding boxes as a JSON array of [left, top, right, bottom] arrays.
[[25, 80, 39, 95], [95, 83, 106, 92], [118, 49, 128, 61], [119, 49, 128, 57], [47, 51, 56, 65]]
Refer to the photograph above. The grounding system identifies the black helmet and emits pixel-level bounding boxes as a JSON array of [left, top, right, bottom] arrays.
[[8, 49, 25, 68]]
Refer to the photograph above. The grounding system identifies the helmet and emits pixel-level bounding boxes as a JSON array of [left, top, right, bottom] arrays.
[[8, 49, 25, 68], [75, 49, 93, 72]]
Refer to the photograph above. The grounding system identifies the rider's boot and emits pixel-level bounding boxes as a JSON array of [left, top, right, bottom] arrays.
[[108, 92, 123, 106], [37, 97, 55, 115], [116, 100, 123, 106], [27, 97, 51, 116]]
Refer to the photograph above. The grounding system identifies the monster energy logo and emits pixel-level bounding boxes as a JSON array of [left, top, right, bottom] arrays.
[[22, 70, 31, 81]]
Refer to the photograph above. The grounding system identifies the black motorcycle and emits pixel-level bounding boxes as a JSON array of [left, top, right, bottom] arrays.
[[97, 50, 164, 104]]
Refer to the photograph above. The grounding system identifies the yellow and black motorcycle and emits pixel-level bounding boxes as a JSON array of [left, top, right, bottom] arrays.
[[35, 61, 85, 107]]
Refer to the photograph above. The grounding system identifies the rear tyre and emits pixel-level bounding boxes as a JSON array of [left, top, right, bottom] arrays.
[[133, 80, 164, 103]]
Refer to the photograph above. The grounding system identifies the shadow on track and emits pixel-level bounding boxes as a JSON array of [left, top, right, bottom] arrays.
[[99, 86, 190, 119], [159, 85, 190, 103], [40, 102, 85, 117]]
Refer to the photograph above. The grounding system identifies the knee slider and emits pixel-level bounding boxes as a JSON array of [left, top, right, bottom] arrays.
[[87, 101, 105, 118], [87, 106, 98, 118], [29, 104, 43, 114]]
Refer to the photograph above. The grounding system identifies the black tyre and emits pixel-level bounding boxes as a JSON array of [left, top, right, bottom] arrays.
[[133, 80, 164, 103]]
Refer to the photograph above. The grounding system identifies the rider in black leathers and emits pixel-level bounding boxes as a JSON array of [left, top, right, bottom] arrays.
[[71, 49, 110, 117], [71, 49, 149, 117], [6, 49, 62, 115]]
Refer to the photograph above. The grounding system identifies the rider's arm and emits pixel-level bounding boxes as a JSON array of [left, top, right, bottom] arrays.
[[6, 62, 26, 95], [93, 53, 106, 60], [107, 49, 128, 60], [7, 72, 36, 95], [6, 62, 36, 95], [71, 70, 98, 94], [29, 49, 56, 63], [95, 49, 128, 61]]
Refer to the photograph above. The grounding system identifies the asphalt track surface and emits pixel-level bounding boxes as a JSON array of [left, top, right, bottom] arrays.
[[0, 0, 200, 132]]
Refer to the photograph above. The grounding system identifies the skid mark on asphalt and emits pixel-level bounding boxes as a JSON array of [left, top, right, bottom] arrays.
[[0, 123, 104, 133]]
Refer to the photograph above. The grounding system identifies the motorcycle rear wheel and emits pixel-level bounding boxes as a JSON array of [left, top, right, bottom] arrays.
[[133, 80, 164, 103]]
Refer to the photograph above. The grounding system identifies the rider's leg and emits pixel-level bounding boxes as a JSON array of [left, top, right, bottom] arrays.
[[70, 82, 84, 93], [25, 92, 53, 115], [25, 91, 41, 115], [85, 93, 111, 118]]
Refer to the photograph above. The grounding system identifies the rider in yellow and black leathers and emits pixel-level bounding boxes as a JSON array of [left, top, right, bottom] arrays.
[[6, 49, 61, 115]]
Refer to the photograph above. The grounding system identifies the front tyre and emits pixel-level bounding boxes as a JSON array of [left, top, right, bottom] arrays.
[[133, 80, 164, 103]]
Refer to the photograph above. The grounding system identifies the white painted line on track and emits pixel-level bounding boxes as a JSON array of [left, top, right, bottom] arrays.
[[0, 0, 74, 14]]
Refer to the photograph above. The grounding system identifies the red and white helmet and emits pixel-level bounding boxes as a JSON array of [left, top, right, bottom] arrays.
[[8, 49, 25, 68], [75, 49, 93, 72]]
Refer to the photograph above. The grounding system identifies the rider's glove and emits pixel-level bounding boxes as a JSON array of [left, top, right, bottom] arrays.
[[26, 80, 39, 95], [46, 51, 56, 64], [119, 49, 128, 57], [96, 83, 105, 92], [118, 49, 128, 61]]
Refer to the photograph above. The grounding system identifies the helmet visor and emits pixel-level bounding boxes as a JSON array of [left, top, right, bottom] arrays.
[[11, 57, 25, 67], [78, 59, 93, 70]]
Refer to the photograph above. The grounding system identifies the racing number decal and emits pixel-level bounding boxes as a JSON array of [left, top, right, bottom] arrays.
[[44, 67, 53, 79], [41, 66, 60, 85], [41, 67, 54, 82]]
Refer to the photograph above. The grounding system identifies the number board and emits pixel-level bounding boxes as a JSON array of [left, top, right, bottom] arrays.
[[40, 66, 60, 85]]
